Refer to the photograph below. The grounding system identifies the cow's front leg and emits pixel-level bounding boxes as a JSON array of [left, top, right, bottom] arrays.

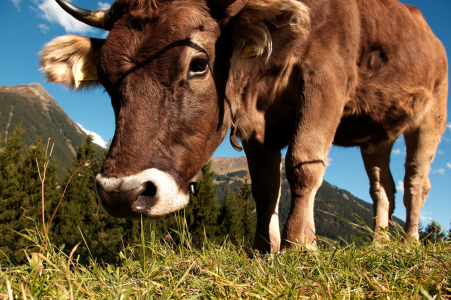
[[282, 146, 325, 250], [281, 67, 345, 250], [243, 139, 282, 253]]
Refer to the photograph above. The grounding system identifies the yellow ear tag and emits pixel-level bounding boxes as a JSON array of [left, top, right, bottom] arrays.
[[77, 64, 98, 82], [241, 43, 264, 58]]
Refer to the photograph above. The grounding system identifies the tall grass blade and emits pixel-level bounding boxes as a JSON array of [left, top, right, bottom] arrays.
[[141, 215, 146, 273]]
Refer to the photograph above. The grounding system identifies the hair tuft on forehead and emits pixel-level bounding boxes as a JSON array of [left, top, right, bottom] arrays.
[[112, 0, 159, 16]]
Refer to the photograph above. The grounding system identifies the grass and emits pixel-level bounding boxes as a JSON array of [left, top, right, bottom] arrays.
[[0, 221, 450, 299], [2, 133, 449, 299], [1, 159, 450, 299]]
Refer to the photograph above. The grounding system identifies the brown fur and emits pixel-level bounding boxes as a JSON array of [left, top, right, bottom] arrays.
[[40, 0, 447, 251]]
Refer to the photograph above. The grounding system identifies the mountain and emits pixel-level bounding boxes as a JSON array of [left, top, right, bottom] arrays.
[[210, 156, 406, 243], [0, 83, 97, 177], [211, 156, 249, 175]]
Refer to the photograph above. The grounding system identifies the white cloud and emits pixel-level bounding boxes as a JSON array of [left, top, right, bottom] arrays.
[[38, 23, 50, 34], [97, 2, 111, 10], [326, 157, 333, 167], [77, 123, 107, 148], [437, 149, 444, 155], [395, 136, 405, 143], [10, 0, 21, 11], [447, 123, 451, 131], [447, 163, 451, 169], [392, 149, 402, 155], [431, 168, 445, 175], [396, 180, 404, 193], [420, 211, 432, 222], [38, 0, 96, 34]]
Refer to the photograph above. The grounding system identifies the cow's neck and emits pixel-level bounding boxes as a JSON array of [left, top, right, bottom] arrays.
[[222, 0, 311, 149], [229, 50, 302, 149]]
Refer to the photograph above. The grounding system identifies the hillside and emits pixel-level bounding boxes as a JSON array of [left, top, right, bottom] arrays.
[[211, 156, 249, 174], [0, 83, 100, 177], [210, 156, 405, 242]]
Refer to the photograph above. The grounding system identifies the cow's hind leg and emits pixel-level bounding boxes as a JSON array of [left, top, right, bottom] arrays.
[[360, 141, 396, 240], [403, 116, 444, 240], [243, 140, 282, 253]]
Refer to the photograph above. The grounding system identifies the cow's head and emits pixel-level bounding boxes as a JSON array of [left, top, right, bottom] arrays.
[[39, 0, 250, 218], [40, 0, 309, 218]]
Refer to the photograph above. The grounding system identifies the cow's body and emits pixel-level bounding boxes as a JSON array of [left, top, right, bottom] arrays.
[[40, 0, 447, 252]]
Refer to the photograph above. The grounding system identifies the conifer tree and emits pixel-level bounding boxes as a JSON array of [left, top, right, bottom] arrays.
[[186, 161, 219, 246], [236, 178, 256, 244], [19, 137, 58, 229], [421, 221, 446, 243], [0, 124, 24, 202], [0, 129, 62, 263], [49, 135, 103, 254], [0, 124, 26, 262], [418, 221, 425, 238], [3, 137, 59, 263], [218, 187, 244, 240]]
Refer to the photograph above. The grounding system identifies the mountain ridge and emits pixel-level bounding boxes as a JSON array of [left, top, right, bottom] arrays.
[[0, 83, 100, 177]]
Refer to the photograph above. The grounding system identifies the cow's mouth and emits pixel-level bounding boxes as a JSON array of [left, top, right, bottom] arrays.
[[96, 168, 204, 218]]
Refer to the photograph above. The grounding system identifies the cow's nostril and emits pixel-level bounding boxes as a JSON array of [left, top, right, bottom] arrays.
[[140, 181, 157, 198]]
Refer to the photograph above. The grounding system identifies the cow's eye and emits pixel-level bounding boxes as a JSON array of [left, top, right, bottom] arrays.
[[189, 58, 208, 75]]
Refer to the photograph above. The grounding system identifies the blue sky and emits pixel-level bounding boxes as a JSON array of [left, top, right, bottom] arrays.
[[1, 0, 450, 230]]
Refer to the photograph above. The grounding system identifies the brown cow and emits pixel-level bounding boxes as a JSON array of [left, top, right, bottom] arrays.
[[40, 0, 448, 252]]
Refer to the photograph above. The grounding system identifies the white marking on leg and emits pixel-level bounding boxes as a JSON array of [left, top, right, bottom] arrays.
[[268, 188, 281, 250]]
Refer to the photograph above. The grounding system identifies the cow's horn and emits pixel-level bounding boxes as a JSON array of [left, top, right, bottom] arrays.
[[55, 0, 111, 30]]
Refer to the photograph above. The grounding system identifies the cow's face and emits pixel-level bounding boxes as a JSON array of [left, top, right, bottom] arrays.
[[98, 2, 230, 218], [40, 0, 248, 218]]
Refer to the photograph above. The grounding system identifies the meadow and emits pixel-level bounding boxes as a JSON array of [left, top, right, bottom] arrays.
[[1, 219, 450, 299]]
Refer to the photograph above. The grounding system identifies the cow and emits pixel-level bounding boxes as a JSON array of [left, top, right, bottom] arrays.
[[40, 0, 448, 252]]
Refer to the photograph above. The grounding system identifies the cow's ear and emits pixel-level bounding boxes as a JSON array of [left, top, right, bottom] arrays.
[[207, 0, 249, 28], [40, 35, 103, 90]]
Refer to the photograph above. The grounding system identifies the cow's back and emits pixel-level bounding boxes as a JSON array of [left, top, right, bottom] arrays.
[[333, 0, 448, 148]]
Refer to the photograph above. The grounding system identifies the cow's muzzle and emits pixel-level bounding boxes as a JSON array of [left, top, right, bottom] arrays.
[[95, 169, 203, 218]]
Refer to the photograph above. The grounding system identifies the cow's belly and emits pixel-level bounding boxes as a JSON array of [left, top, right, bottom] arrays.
[[333, 112, 408, 152]]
